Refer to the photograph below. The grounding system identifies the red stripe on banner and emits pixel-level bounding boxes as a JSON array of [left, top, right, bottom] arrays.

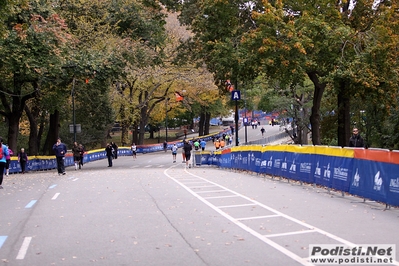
[[354, 149, 399, 164], [221, 148, 231, 154]]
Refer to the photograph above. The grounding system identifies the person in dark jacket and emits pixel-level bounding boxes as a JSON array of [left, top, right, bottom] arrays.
[[52, 138, 67, 175], [18, 148, 28, 174], [111, 142, 118, 159], [182, 140, 192, 169], [105, 143, 113, 167], [72, 142, 82, 170], [349, 128, 365, 148]]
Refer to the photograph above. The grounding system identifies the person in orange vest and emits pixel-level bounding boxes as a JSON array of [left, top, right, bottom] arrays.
[[220, 138, 225, 149], [214, 139, 220, 150]]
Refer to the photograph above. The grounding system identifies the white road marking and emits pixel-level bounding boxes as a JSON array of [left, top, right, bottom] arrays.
[[236, 214, 281, 221], [16, 237, 32, 260], [51, 193, 60, 200], [217, 203, 257, 208], [203, 195, 240, 199], [265, 229, 316, 238]]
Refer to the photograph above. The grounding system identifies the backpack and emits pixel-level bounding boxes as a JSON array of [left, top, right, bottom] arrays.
[[0, 146, 3, 159]]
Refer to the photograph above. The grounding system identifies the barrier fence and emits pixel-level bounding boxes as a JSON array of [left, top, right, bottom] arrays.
[[7, 132, 398, 207]]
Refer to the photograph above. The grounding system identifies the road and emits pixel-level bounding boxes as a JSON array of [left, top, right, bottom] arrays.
[[0, 125, 398, 266]]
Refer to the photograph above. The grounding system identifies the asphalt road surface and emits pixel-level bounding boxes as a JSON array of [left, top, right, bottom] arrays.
[[1, 126, 398, 266]]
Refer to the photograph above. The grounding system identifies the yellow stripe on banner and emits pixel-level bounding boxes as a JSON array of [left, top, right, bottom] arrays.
[[230, 145, 355, 158]]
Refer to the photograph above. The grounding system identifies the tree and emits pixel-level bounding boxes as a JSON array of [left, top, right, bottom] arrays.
[[0, 2, 72, 153]]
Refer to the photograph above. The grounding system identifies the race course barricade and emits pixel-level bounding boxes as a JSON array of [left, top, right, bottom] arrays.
[[7, 141, 398, 207]]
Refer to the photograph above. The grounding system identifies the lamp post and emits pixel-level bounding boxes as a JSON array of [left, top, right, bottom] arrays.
[[165, 97, 169, 142], [72, 77, 76, 143]]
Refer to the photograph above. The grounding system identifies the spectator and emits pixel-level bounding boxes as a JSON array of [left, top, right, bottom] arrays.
[[18, 148, 28, 174], [105, 143, 113, 167], [111, 142, 118, 159], [349, 128, 365, 147], [200, 139, 206, 151]]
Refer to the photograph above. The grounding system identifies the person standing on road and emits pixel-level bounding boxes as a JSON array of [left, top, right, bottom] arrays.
[[53, 138, 67, 175], [5, 145, 13, 176], [72, 142, 82, 170], [183, 140, 192, 168], [131, 143, 137, 159], [111, 142, 118, 159], [0, 137, 10, 189], [349, 128, 365, 148], [18, 148, 28, 174], [163, 141, 168, 152], [79, 143, 85, 168], [105, 143, 113, 167], [171, 143, 178, 163]]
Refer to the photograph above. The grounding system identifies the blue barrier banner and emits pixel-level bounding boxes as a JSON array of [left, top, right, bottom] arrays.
[[313, 154, 332, 188], [239, 151, 250, 171], [220, 153, 232, 168], [250, 151, 263, 173], [387, 163, 399, 206], [282, 152, 301, 181], [296, 154, 313, 183], [349, 159, 388, 203], [331, 157, 353, 192], [260, 151, 272, 175]]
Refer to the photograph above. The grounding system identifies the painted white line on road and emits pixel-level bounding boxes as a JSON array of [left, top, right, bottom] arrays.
[[203, 195, 239, 199], [0, 236, 7, 249], [236, 214, 281, 221], [144, 165, 152, 168], [51, 193, 60, 200], [217, 203, 257, 208], [25, 200, 37, 209], [48, 184, 57, 189], [265, 229, 316, 238], [16, 237, 32, 260], [187, 185, 218, 189], [164, 167, 313, 266], [195, 190, 227, 194], [72, 178, 79, 181]]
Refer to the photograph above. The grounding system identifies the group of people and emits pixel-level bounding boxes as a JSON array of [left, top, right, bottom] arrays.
[[0, 137, 29, 189], [53, 138, 85, 175]]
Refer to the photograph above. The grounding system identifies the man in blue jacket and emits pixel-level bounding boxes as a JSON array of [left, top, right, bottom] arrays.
[[53, 138, 67, 175], [0, 137, 10, 189]]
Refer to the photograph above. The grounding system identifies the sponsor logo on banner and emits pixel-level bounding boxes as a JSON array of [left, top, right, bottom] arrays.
[[314, 161, 321, 176], [300, 162, 311, 174], [281, 158, 287, 172], [255, 158, 261, 167], [324, 163, 331, 179], [289, 159, 297, 173], [242, 156, 248, 165], [389, 178, 399, 193], [273, 158, 281, 169], [374, 171, 383, 191], [334, 166, 349, 181], [267, 156, 273, 168], [352, 168, 360, 187], [261, 160, 267, 167]]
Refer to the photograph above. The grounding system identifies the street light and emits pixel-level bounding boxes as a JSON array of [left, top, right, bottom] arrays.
[[165, 97, 169, 142], [72, 77, 76, 143]]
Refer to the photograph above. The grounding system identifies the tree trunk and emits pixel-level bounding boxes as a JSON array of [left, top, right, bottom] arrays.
[[7, 112, 21, 154], [24, 105, 40, 156], [43, 111, 60, 155], [198, 111, 205, 136], [337, 80, 351, 147], [204, 112, 211, 135], [307, 72, 326, 145]]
